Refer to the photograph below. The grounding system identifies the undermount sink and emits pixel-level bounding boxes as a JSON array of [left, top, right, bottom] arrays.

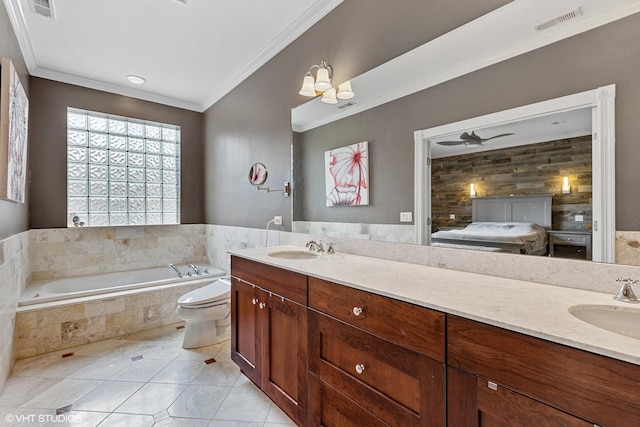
[[267, 250, 320, 260], [569, 305, 640, 340]]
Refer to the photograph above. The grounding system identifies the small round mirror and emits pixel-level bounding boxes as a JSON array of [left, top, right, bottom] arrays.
[[248, 163, 268, 186]]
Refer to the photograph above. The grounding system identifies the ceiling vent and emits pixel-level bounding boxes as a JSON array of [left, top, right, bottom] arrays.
[[31, 0, 55, 19], [533, 7, 582, 32]]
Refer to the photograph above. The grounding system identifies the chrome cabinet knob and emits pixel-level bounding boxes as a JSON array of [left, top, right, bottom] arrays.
[[252, 298, 258, 305], [259, 302, 266, 309], [353, 307, 363, 316], [355, 364, 365, 374]]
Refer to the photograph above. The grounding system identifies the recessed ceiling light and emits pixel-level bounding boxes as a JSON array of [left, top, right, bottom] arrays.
[[126, 75, 146, 85]]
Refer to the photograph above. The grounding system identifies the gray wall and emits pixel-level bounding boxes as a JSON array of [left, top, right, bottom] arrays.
[[294, 12, 640, 231], [28, 77, 204, 228], [203, 0, 510, 230], [0, 1, 29, 240]]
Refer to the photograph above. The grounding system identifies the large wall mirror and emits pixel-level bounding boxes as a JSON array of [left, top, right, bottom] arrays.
[[291, 3, 632, 265]]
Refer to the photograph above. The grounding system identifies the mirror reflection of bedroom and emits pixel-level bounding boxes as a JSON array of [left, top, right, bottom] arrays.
[[429, 108, 593, 260]]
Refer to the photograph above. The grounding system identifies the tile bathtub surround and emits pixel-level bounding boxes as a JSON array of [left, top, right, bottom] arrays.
[[0, 231, 30, 394], [29, 225, 207, 281], [0, 324, 295, 426], [14, 281, 211, 360]]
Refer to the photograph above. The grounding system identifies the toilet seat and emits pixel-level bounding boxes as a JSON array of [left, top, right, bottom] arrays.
[[178, 277, 230, 308]]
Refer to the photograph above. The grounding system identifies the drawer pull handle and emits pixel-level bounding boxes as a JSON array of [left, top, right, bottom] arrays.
[[355, 364, 365, 374], [252, 298, 258, 305], [259, 302, 266, 309], [353, 307, 363, 316]]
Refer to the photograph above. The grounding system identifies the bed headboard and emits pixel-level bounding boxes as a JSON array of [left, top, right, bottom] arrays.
[[471, 194, 552, 230]]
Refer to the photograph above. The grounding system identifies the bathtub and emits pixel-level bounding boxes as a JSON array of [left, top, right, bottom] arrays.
[[19, 264, 226, 306], [15, 264, 227, 359]]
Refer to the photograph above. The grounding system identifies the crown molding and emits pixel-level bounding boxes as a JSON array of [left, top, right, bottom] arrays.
[[200, 0, 343, 111], [32, 67, 203, 111]]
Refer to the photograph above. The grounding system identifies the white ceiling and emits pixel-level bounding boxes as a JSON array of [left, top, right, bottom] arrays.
[[292, 0, 640, 132], [3, 0, 342, 111], [4, 0, 640, 117]]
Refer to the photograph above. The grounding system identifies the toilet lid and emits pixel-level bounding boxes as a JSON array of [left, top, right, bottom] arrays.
[[178, 278, 231, 307]]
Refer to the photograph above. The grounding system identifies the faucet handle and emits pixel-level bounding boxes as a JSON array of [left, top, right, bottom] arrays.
[[614, 277, 639, 303], [327, 242, 335, 254]]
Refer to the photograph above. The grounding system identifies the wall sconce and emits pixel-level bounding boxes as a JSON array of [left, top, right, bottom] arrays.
[[562, 176, 571, 194], [470, 183, 477, 198], [298, 60, 355, 103]]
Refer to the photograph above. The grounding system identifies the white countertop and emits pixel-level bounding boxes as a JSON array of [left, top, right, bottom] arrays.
[[229, 245, 640, 366]]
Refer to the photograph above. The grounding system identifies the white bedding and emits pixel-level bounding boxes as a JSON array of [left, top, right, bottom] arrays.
[[431, 222, 547, 254]]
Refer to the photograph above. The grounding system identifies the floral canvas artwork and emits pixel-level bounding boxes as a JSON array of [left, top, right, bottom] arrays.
[[0, 58, 29, 203], [325, 141, 369, 206]]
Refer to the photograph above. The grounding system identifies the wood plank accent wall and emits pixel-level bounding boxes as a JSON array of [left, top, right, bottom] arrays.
[[432, 135, 592, 232]]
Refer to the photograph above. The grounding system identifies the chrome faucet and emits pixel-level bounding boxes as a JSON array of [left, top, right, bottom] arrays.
[[306, 240, 325, 253], [614, 277, 639, 303], [167, 263, 183, 278], [188, 264, 200, 276]]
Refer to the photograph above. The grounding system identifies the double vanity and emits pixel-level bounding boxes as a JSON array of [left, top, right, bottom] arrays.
[[228, 245, 640, 426]]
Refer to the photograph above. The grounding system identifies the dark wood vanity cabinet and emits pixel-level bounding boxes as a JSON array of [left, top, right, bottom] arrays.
[[230, 256, 308, 425], [447, 316, 640, 427], [308, 277, 446, 426], [231, 256, 640, 426]]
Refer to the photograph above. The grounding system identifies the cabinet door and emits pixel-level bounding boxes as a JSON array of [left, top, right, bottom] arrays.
[[230, 278, 261, 386], [448, 316, 640, 426], [447, 367, 593, 427], [260, 293, 308, 425]]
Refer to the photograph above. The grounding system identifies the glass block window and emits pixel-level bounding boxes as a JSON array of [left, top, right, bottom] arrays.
[[67, 108, 180, 227]]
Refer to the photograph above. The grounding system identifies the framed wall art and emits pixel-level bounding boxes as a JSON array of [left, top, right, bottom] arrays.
[[0, 57, 29, 203], [324, 141, 369, 206]]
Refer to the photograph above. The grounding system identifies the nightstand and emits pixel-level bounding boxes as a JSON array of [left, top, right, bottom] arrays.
[[548, 230, 592, 260]]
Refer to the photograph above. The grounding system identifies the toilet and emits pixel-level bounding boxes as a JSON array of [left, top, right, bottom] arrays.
[[176, 277, 231, 349]]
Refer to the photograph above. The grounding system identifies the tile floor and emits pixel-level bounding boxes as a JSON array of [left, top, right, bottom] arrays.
[[0, 324, 295, 426]]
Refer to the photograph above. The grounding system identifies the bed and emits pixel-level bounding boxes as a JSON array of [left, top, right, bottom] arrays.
[[431, 194, 552, 255]]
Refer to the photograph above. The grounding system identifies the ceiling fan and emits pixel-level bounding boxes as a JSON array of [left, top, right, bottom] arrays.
[[436, 131, 514, 146]]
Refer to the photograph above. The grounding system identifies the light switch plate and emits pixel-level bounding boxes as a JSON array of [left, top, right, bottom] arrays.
[[400, 212, 412, 222], [449, 214, 456, 219], [575, 215, 584, 222]]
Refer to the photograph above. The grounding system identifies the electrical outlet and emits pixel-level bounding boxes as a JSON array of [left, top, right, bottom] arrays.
[[449, 214, 456, 220], [575, 215, 584, 222], [400, 212, 412, 222], [273, 216, 283, 225]]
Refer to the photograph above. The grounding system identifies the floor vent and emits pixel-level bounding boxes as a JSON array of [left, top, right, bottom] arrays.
[[534, 7, 582, 32], [32, 0, 55, 18]]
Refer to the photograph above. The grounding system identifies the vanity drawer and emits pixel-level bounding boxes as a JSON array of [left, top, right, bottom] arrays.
[[309, 310, 445, 426], [447, 316, 640, 427], [308, 277, 445, 361], [309, 374, 388, 427], [231, 256, 307, 304]]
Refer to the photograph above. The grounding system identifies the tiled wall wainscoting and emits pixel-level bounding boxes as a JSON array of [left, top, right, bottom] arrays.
[[0, 232, 29, 393], [14, 280, 211, 360], [205, 224, 640, 295]]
